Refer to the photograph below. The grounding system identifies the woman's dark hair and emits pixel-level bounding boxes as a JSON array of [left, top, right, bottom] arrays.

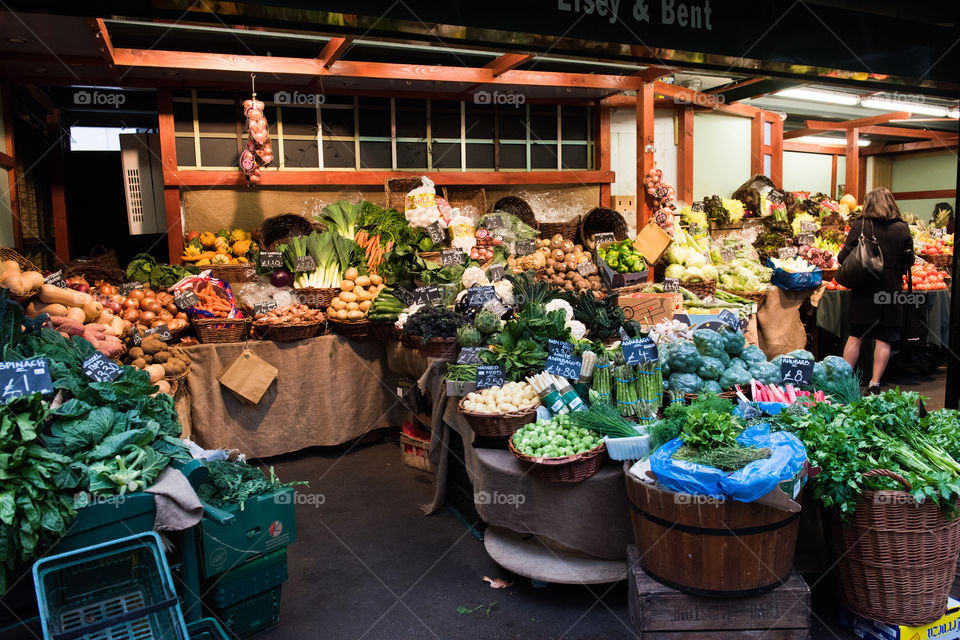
[[861, 187, 902, 221]]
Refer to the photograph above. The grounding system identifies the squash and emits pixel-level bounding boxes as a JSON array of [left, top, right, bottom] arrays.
[[38, 284, 92, 307], [211, 253, 230, 265], [25, 301, 67, 318], [1, 261, 23, 294], [144, 364, 165, 384], [199, 232, 216, 248], [82, 300, 104, 323], [65, 306, 86, 324], [20, 271, 44, 291], [95, 309, 116, 326]]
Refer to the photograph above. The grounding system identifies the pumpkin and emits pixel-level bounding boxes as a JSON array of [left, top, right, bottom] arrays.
[[195, 258, 211, 266], [840, 194, 857, 211], [199, 232, 216, 248], [229, 228, 251, 243], [184, 245, 201, 258], [214, 237, 230, 253], [211, 253, 231, 265], [232, 239, 251, 256]]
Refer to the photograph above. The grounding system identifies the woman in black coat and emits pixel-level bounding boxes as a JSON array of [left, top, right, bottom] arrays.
[[837, 187, 914, 392]]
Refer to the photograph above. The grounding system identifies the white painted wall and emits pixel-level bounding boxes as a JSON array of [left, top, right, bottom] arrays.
[[890, 150, 956, 221], [609, 107, 678, 200], [692, 112, 751, 199], [783, 151, 833, 196]]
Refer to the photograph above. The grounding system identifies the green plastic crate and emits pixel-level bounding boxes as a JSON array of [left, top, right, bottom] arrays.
[[204, 548, 288, 608], [186, 618, 231, 640], [33, 532, 188, 640], [200, 488, 297, 578], [209, 586, 281, 639]]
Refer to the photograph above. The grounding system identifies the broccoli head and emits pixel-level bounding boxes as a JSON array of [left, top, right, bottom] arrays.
[[697, 356, 725, 381], [719, 365, 752, 390], [729, 357, 748, 371], [719, 325, 745, 355], [693, 329, 725, 359], [669, 372, 704, 395], [812, 361, 827, 388], [822, 355, 853, 381], [666, 340, 702, 374]]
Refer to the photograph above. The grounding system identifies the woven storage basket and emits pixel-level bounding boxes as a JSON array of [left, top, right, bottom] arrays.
[[922, 253, 952, 269], [538, 216, 581, 242], [385, 177, 424, 211], [457, 397, 539, 437], [685, 390, 738, 402], [400, 432, 432, 472], [191, 317, 248, 344], [508, 439, 606, 483], [260, 214, 314, 249], [442, 186, 486, 216], [63, 245, 125, 285], [683, 279, 717, 298], [398, 329, 419, 349], [0, 247, 43, 303], [828, 469, 960, 627], [253, 320, 325, 342], [164, 369, 190, 386], [417, 336, 459, 360], [370, 321, 400, 341], [491, 196, 537, 229], [209, 263, 256, 285], [293, 287, 338, 309], [709, 220, 744, 231], [327, 318, 373, 341], [580, 208, 628, 248], [737, 290, 768, 305]]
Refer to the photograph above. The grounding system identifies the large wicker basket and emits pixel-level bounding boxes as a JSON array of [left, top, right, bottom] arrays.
[[191, 317, 249, 344], [416, 336, 459, 360], [922, 253, 953, 269], [508, 439, 607, 483], [293, 287, 338, 309], [253, 320, 326, 342], [327, 318, 373, 341], [539, 216, 581, 242], [683, 279, 717, 299], [443, 186, 486, 217], [0, 247, 42, 303], [580, 208, 628, 249], [736, 289, 768, 305], [62, 245, 125, 285], [386, 177, 424, 211], [209, 263, 256, 285], [457, 397, 539, 437], [491, 196, 537, 229], [260, 214, 314, 249], [828, 469, 960, 626], [370, 321, 400, 341]]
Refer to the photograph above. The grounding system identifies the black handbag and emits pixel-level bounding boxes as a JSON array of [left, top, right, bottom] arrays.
[[836, 220, 884, 289]]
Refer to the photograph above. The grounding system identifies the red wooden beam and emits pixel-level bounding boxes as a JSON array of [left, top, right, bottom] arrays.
[[783, 128, 822, 140], [750, 113, 763, 177], [783, 141, 844, 154], [88, 18, 119, 82], [485, 53, 532, 77], [892, 189, 956, 200], [857, 125, 956, 140], [46, 109, 69, 265], [157, 88, 183, 263], [804, 112, 912, 130], [318, 37, 352, 69], [845, 128, 860, 201], [830, 154, 838, 198], [637, 67, 673, 82], [677, 107, 694, 203], [164, 169, 616, 187], [860, 138, 959, 155], [596, 105, 611, 208], [2, 85, 22, 251], [770, 112, 783, 187], [0, 152, 11, 170], [707, 77, 763, 94], [636, 83, 655, 231]]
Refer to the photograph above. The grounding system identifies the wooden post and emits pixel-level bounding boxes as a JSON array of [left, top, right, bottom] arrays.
[[830, 154, 838, 198], [596, 104, 611, 207], [2, 85, 22, 251], [770, 112, 783, 187], [46, 109, 69, 265], [157, 88, 183, 263], [750, 113, 763, 177], [845, 128, 860, 200], [636, 83, 655, 230], [677, 107, 694, 203]]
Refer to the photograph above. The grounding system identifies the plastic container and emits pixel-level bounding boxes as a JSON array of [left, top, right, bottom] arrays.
[[205, 548, 288, 608], [603, 428, 651, 461], [209, 585, 282, 638], [187, 618, 232, 640], [33, 531, 188, 640]]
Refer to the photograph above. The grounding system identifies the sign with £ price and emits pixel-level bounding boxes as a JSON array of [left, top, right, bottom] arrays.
[[82, 352, 125, 383], [484, 215, 504, 229], [120, 282, 143, 296], [718, 309, 740, 331], [662, 277, 679, 293], [487, 263, 505, 282], [457, 347, 483, 365], [413, 285, 442, 305], [544, 352, 583, 380], [441, 249, 465, 267], [394, 287, 415, 307], [780, 357, 814, 387], [797, 232, 816, 246], [426, 220, 446, 244], [476, 365, 505, 390], [0, 358, 54, 402], [691, 202, 705, 212], [173, 289, 200, 311], [593, 232, 616, 245], [465, 286, 496, 307], [293, 255, 316, 273], [253, 300, 278, 316], [548, 339, 573, 355], [800, 221, 818, 232], [44, 270, 67, 288], [143, 324, 173, 342], [622, 337, 658, 365], [259, 251, 284, 269], [514, 239, 537, 257], [577, 261, 597, 277], [778, 246, 798, 259], [720, 249, 736, 262]]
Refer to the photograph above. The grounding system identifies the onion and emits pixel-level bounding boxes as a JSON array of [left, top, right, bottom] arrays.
[[123, 298, 139, 309], [128, 289, 144, 301], [139, 310, 156, 324]]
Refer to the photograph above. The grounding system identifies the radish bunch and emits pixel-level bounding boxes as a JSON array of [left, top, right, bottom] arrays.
[[240, 96, 274, 185], [642, 167, 677, 235]]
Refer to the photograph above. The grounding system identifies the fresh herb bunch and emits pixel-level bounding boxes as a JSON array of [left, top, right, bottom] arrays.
[[403, 305, 470, 340], [559, 291, 640, 339], [649, 393, 735, 450], [570, 400, 639, 438], [480, 326, 548, 382], [675, 444, 772, 471], [506, 271, 561, 307], [358, 201, 419, 247], [446, 364, 478, 381], [681, 409, 744, 449]]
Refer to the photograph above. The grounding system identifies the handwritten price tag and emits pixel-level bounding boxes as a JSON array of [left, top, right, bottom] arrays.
[[259, 252, 284, 269], [82, 352, 124, 383], [780, 357, 814, 387], [0, 358, 54, 402], [544, 352, 583, 380], [476, 365, 505, 390], [441, 249, 465, 267], [662, 277, 679, 293]]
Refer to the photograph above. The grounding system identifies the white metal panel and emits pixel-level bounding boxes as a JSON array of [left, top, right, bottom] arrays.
[[120, 133, 165, 235]]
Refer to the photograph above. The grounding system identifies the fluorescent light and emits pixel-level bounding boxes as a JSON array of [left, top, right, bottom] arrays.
[[775, 88, 860, 106], [860, 97, 949, 117], [799, 136, 871, 147], [949, 108, 960, 119]]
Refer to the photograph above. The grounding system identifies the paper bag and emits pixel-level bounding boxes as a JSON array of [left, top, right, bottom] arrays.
[[217, 349, 278, 404]]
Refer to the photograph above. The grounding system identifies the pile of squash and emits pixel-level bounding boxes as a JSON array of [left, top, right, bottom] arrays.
[[181, 229, 258, 266], [0, 259, 45, 297]]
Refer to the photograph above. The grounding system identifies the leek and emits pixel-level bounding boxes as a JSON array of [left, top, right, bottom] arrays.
[[317, 200, 362, 239]]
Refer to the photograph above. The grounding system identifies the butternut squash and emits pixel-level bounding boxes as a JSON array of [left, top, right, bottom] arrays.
[[95, 309, 116, 326], [65, 306, 86, 324], [144, 364, 165, 384], [1, 261, 23, 294], [110, 315, 126, 337], [82, 300, 104, 323], [38, 284, 92, 307], [20, 271, 44, 291], [25, 301, 67, 318]]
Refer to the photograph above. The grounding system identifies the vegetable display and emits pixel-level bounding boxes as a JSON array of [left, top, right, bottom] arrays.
[[597, 239, 646, 275], [0, 260, 44, 296], [329, 270, 385, 321], [511, 416, 603, 459], [252, 304, 325, 325], [183, 228, 257, 266], [461, 382, 539, 414], [197, 460, 306, 510]]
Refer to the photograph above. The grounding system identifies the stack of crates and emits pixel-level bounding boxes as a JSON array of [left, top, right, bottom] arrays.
[[199, 487, 298, 638]]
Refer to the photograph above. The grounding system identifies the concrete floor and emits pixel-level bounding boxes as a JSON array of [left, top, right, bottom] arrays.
[[257, 366, 949, 640]]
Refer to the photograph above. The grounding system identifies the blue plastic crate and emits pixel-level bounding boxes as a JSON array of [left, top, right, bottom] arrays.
[[186, 618, 230, 640], [33, 532, 188, 640]]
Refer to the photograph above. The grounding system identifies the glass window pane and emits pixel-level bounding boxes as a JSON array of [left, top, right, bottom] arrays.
[[561, 106, 589, 140], [396, 99, 427, 138], [763, 154, 772, 177], [173, 102, 194, 134], [528, 106, 557, 141], [320, 108, 354, 137], [498, 107, 527, 140], [175, 138, 196, 166], [199, 138, 238, 167], [531, 143, 558, 169], [466, 143, 495, 169], [281, 105, 318, 136], [763, 121, 772, 146], [359, 141, 391, 169], [561, 144, 589, 169], [283, 140, 320, 168], [432, 142, 461, 169], [358, 98, 390, 138], [499, 143, 526, 169], [396, 142, 427, 169], [431, 101, 461, 139], [464, 104, 494, 139], [197, 102, 237, 135], [323, 140, 355, 168]]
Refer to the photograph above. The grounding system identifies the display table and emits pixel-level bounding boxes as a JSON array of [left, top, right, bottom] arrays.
[[182, 335, 400, 458], [816, 288, 950, 347]]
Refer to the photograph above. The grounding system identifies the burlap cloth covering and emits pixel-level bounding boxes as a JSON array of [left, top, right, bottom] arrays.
[[182, 335, 399, 458]]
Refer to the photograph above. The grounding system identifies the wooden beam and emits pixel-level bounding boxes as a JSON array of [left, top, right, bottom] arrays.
[[750, 113, 763, 177], [677, 107, 694, 203], [0, 152, 11, 170], [88, 18, 118, 81], [857, 125, 956, 140], [892, 189, 956, 200], [651, 82, 761, 118], [804, 112, 912, 130], [46, 109, 69, 265], [783, 128, 822, 140], [637, 67, 673, 82], [157, 88, 183, 263], [596, 104, 611, 208], [318, 37, 352, 69], [485, 53, 532, 77], [110, 48, 645, 91], [845, 128, 860, 201], [164, 169, 616, 187], [783, 141, 845, 154], [707, 78, 764, 94], [636, 82, 655, 233], [860, 138, 959, 155], [24, 86, 54, 113], [2, 85, 22, 251], [830, 154, 838, 198], [770, 112, 783, 187]]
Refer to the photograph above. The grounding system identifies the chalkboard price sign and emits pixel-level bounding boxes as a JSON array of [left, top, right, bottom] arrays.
[[768, 189, 786, 205], [130, 325, 142, 347], [441, 249, 465, 267], [457, 347, 483, 365], [691, 202, 705, 212], [82, 352, 125, 383], [293, 255, 317, 273], [718, 309, 740, 330], [0, 358, 54, 403], [173, 290, 200, 311], [577, 261, 597, 277], [780, 357, 814, 387], [143, 324, 173, 342], [548, 339, 573, 355], [476, 365, 505, 390], [720, 249, 736, 262], [120, 282, 143, 296], [778, 246, 798, 260], [259, 252, 284, 269], [44, 270, 67, 289], [514, 239, 537, 257], [482, 298, 508, 318], [931, 228, 944, 238], [487, 263, 505, 282], [593, 232, 616, 245], [426, 221, 446, 244], [413, 285, 442, 305], [662, 277, 680, 293], [800, 221, 818, 232], [484, 215, 504, 229], [622, 337, 658, 365], [394, 287, 415, 307], [465, 286, 496, 307], [797, 232, 816, 246], [253, 300, 279, 316], [544, 352, 583, 380]]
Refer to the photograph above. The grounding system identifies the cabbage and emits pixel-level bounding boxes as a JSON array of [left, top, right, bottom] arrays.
[[664, 263, 686, 279], [682, 266, 704, 281], [684, 251, 708, 267], [700, 265, 718, 281]]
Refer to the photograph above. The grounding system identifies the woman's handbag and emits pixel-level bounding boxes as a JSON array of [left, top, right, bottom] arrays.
[[836, 220, 884, 289]]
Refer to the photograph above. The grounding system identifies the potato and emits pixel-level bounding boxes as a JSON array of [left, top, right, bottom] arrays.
[[331, 298, 346, 311], [346, 301, 360, 311], [155, 379, 172, 395], [339, 291, 358, 303], [339, 279, 355, 291], [359, 300, 372, 312], [369, 274, 383, 286], [336, 309, 349, 320], [347, 309, 364, 320], [354, 275, 371, 287]]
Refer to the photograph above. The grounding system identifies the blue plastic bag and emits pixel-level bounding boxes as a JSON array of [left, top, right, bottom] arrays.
[[650, 424, 807, 503], [766, 259, 822, 291], [732, 401, 790, 418]]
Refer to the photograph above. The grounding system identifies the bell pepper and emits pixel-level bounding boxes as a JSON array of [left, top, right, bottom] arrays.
[[606, 254, 619, 268]]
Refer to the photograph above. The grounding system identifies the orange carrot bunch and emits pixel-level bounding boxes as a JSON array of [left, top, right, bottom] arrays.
[[354, 230, 393, 275], [193, 281, 234, 318]]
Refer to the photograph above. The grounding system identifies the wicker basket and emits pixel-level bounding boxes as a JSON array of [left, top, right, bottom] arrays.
[[580, 208, 628, 249], [400, 432, 432, 472], [253, 320, 325, 342], [164, 369, 190, 386], [191, 317, 249, 344], [457, 397, 539, 437], [828, 469, 960, 626], [443, 186, 486, 217], [683, 279, 717, 298], [922, 253, 953, 269], [209, 263, 256, 285], [491, 196, 537, 229], [293, 287, 338, 309], [386, 177, 424, 211], [736, 290, 768, 305], [63, 245, 125, 285], [370, 321, 400, 341], [709, 220, 744, 231], [260, 214, 314, 249], [398, 329, 419, 349], [538, 216, 581, 242], [327, 318, 373, 341], [0, 247, 42, 304], [417, 336, 459, 360], [508, 439, 607, 483], [685, 390, 738, 402]]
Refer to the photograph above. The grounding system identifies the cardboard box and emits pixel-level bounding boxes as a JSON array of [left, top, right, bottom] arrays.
[[633, 221, 673, 265], [596, 241, 648, 289], [841, 598, 960, 640], [617, 292, 683, 326]]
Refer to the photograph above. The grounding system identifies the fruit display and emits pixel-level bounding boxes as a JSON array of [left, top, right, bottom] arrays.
[[917, 234, 954, 258], [824, 278, 849, 291], [597, 239, 647, 275], [328, 269, 385, 321], [182, 228, 258, 266], [904, 263, 948, 290], [461, 382, 539, 414]]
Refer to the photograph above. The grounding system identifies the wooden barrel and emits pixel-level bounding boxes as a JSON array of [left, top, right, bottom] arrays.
[[624, 463, 801, 597]]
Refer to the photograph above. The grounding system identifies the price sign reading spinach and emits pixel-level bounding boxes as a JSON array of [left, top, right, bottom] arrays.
[[293, 255, 316, 273], [800, 221, 818, 233], [426, 221, 446, 244], [143, 324, 173, 343], [120, 282, 143, 296], [487, 264, 505, 282], [718, 309, 740, 331], [394, 287, 415, 307], [514, 239, 537, 257], [544, 352, 583, 380], [465, 286, 496, 307], [441, 249, 465, 267], [413, 285, 442, 305], [484, 215, 504, 230], [780, 357, 814, 387], [82, 352, 125, 383], [622, 337, 659, 365], [457, 347, 483, 365], [778, 246, 798, 260], [0, 358, 54, 402], [173, 290, 200, 311], [548, 339, 573, 355], [476, 365, 505, 390], [797, 232, 816, 246], [720, 249, 736, 262], [44, 270, 67, 289], [253, 300, 278, 316], [259, 252, 284, 269], [662, 277, 680, 293], [593, 232, 616, 245], [577, 261, 597, 277]]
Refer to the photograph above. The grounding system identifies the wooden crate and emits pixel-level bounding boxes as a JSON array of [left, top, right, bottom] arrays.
[[400, 432, 432, 473], [627, 545, 810, 639]]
